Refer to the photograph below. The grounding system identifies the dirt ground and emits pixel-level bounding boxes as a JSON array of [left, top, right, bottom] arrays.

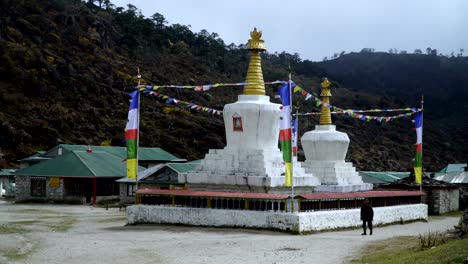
[[0, 200, 460, 264]]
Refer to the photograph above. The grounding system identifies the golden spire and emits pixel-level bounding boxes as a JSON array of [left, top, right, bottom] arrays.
[[244, 28, 267, 95], [319, 78, 332, 125]]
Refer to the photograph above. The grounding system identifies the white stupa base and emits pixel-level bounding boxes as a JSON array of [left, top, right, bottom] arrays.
[[301, 160, 372, 192], [180, 148, 321, 188], [302, 161, 362, 185]]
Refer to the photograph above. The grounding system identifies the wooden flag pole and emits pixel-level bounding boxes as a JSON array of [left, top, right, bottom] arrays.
[[288, 72, 295, 212], [420, 95, 424, 193], [135, 68, 141, 196]]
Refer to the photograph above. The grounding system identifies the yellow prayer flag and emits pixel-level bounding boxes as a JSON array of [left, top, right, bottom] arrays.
[[127, 158, 138, 179], [414, 167, 422, 184], [284, 163, 293, 187]]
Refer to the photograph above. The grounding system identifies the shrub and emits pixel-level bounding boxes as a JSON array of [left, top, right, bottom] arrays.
[[418, 231, 449, 249]]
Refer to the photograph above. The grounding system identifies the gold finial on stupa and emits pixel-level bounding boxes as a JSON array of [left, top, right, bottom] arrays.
[[319, 78, 333, 125], [244, 28, 267, 95]]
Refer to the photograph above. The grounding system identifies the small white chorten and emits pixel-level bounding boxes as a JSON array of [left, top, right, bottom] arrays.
[[301, 79, 373, 193]]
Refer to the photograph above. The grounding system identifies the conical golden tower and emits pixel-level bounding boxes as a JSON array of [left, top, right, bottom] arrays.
[[243, 28, 267, 95], [319, 78, 332, 125]]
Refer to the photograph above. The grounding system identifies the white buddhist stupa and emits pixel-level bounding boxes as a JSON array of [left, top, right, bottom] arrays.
[[179, 28, 320, 193], [301, 79, 373, 193], [128, 29, 427, 233]]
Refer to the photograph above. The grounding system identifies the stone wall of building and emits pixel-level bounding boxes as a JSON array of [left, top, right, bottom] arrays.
[[46, 177, 64, 201], [458, 186, 468, 210], [15, 175, 33, 202], [119, 183, 135, 204], [127, 204, 428, 233], [16, 176, 65, 202], [432, 189, 459, 214]]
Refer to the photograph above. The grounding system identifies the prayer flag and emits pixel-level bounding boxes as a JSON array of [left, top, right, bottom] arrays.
[[125, 91, 139, 179], [413, 111, 423, 184], [292, 117, 298, 157], [279, 83, 293, 187]]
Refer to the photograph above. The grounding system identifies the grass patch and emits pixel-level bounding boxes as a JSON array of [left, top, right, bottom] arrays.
[[350, 236, 468, 264], [1, 238, 36, 262], [95, 216, 127, 223], [429, 210, 463, 220], [13, 209, 59, 214], [45, 216, 77, 232], [10, 220, 37, 226], [0, 224, 31, 234], [441, 211, 463, 217]]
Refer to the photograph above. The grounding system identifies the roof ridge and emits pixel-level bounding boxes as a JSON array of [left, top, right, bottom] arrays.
[[73, 151, 97, 176], [166, 164, 181, 173]]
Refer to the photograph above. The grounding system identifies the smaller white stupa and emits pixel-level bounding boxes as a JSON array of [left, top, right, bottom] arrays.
[[301, 79, 373, 193], [179, 28, 320, 192]]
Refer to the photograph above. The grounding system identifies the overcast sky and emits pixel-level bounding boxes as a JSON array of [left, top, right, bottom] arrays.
[[112, 0, 468, 61]]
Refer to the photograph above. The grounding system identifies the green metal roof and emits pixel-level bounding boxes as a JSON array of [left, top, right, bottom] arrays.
[[360, 171, 410, 184], [116, 161, 201, 183], [15, 151, 144, 178], [42, 144, 181, 161], [17, 151, 49, 162], [167, 162, 200, 173], [439, 163, 467, 173], [185, 160, 202, 164], [0, 169, 16, 176], [360, 174, 386, 184], [435, 172, 468, 184]]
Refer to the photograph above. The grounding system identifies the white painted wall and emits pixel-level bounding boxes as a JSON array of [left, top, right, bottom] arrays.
[[297, 204, 428, 232], [127, 204, 427, 233]]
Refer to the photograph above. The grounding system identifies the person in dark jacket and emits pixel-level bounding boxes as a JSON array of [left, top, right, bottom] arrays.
[[360, 198, 374, 235]]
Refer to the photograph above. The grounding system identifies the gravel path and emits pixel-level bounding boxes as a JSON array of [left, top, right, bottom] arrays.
[[0, 203, 459, 264]]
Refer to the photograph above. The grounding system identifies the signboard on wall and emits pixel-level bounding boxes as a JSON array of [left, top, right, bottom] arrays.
[[49, 177, 60, 188]]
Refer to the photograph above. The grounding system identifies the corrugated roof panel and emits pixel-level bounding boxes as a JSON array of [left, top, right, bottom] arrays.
[[138, 147, 181, 161], [360, 172, 410, 183], [74, 151, 129, 177], [15, 151, 142, 178], [167, 163, 200, 173], [0, 169, 16, 176], [360, 174, 386, 184], [15, 151, 92, 177], [42, 144, 181, 161], [439, 163, 467, 173], [435, 172, 468, 184]]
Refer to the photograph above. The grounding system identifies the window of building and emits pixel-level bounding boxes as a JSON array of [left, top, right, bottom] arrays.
[[30, 177, 46, 197], [127, 184, 136, 196], [233, 115, 243, 131]]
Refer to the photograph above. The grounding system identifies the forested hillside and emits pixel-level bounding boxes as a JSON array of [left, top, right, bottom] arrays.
[[0, 0, 466, 171]]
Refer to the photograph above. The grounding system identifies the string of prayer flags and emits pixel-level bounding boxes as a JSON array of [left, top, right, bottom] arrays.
[[143, 90, 223, 116], [139, 80, 287, 92], [294, 111, 415, 123]]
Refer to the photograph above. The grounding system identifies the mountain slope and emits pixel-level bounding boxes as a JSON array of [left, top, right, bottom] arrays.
[[0, 0, 466, 172]]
